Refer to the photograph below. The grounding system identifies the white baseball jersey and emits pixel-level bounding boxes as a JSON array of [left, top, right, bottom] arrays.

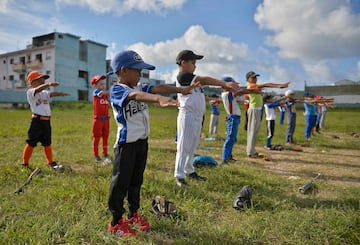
[[264, 101, 281, 120], [176, 72, 206, 115], [221, 91, 241, 116], [110, 83, 153, 145], [26, 88, 52, 116]]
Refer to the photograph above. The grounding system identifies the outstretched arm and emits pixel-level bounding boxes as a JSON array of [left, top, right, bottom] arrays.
[[34, 82, 59, 94], [127, 91, 177, 107], [151, 81, 200, 95], [258, 81, 290, 89], [235, 87, 263, 96], [50, 92, 70, 97], [195, 75, 240, 92]]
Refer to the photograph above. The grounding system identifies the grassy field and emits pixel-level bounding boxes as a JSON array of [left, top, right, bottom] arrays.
[[0, 102, 359, 244]]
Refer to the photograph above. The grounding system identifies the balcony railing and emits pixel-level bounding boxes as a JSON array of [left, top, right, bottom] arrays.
[[12, 60, 43, 72], [12, 64, 26, 72], [26, 60, 43, 69]]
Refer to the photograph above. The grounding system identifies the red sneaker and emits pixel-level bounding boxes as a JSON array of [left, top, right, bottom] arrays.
[[108, 219, 136, 237], [126, 212, 151, 232]]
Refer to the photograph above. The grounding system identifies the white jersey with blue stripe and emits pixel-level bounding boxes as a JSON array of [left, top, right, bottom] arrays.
[[110, 83, 153, 145]]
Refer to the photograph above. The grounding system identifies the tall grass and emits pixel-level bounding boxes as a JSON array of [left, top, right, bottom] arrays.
[[0, 102, 359, 244]]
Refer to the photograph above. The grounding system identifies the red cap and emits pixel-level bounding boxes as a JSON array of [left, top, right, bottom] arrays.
[[27, 71, 49, 84], [91, 75, 106, 85]]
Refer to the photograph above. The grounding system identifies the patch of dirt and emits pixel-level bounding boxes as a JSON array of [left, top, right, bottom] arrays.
[[247, 146, 360, 187]]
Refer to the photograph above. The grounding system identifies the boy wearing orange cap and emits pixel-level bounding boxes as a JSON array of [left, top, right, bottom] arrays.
[[22, 71, 70, 171], [91, 75, 111, 164]]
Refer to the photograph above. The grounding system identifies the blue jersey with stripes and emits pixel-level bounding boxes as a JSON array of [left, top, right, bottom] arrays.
[[110, 83, 153, 145]]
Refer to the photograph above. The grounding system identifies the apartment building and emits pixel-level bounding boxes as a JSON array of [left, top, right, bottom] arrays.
[[0, 32, 107, 104]]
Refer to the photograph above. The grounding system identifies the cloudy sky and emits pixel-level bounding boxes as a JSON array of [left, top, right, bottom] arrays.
[[1, 0, 360, 91]]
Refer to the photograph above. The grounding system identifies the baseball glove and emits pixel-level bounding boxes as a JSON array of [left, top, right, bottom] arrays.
[[151, 195, 177, 216], [232, 185, 252, 210]]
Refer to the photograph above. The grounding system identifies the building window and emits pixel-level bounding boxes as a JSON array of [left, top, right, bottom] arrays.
[[78, 70, 88, 79], [46, 52, 51, 60], [27, 54, 31, 63], [35, 54, 42, 62], [10, 58, 13, 64], [46, 71, 51, 75], [141, 71, 149, 79], [3, 60, 5, 64], [58, 34, 63, 39], [19, 74, 26, 87], [79, 41, 87, 61], [78, 90, 88, 101], [9, 75, 14, 81], [20, 56, 25, 64]]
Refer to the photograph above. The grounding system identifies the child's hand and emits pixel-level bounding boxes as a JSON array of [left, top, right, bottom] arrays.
[[279, 81, 290, 88], [180, 81, 201, 95], [158, 96, 178, 107], [226, 81, 240, 92], [50, 82, 60, 87]]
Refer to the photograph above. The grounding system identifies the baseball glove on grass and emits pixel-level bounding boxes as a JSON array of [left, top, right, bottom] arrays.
[[232, 185, 253, 210], [151, 195, 177, 217]]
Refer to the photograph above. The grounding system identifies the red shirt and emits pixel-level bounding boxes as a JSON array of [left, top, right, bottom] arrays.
[[92, 89, 109, 118]]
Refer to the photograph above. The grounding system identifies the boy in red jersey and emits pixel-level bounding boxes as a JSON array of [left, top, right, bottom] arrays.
[[91, 75, 111, 164]]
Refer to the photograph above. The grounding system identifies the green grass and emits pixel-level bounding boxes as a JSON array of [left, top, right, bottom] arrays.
[[0, 102, 359, 244]]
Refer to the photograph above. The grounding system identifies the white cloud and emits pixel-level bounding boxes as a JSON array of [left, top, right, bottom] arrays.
[[55, 0, 187, 15], [303, 61, 336, 83], [0, 1, 74, 52], [125, 25, 249, 83], [254, 0, 360, 61]]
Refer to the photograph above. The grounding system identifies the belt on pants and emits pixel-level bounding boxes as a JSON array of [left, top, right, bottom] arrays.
[[32, 114, 51, 120]]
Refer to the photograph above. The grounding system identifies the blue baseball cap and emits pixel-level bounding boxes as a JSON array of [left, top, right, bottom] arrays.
[[303, 92, 313, 97], [222, 76, 234, 82], [111, 50, 155, 73]]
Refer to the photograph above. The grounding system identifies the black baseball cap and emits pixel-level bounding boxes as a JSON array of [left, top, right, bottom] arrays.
[[176, 50, 204, 65], [263, 94, 273, 102], [246, 71, 260, 80]]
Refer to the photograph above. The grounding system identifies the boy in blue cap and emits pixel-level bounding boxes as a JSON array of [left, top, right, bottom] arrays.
[[221, 76, 261, 163], [107, 50, 197, 237]]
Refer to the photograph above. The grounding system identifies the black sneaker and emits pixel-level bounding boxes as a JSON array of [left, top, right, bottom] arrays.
[[94, 156, 102, 163], [187, 172, 207, 181], [48, 161, 64, 172], [21, 163, 31, 168], [228, 158, 239, 163], [221, 160, 229, 164], [175, 178, 188, 187]]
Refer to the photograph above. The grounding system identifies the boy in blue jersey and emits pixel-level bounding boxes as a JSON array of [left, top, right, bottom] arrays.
[[107, 50, 197, 238], [221, 76, 261, 163], [263, 94, 286, 149], [303, 92, 318, 141], [208, 96, 220, 137]]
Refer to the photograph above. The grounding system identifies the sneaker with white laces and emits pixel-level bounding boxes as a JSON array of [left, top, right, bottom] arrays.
[[102, 155, 112, 165], [264, 145, 271, 150], [94, 156, 102, 163], [175, 178, 188, 187], [48, 161, 64, 172], [125, 212, 151, 232], [108, 218, 136, 237], [187, 172, 207, 181]]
